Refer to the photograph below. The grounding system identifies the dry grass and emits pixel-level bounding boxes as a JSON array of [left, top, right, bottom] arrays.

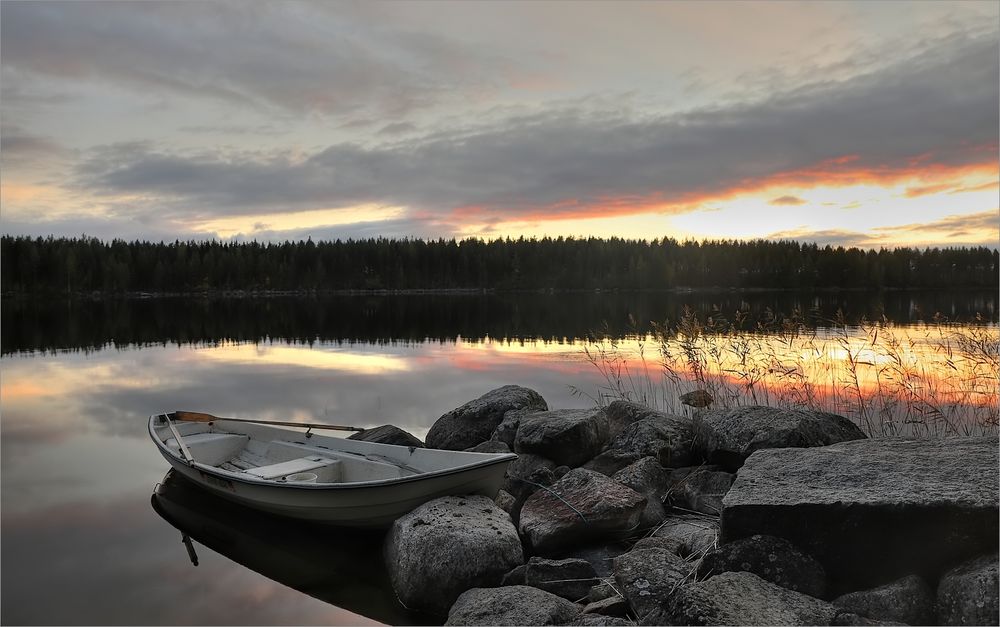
[[581, 308, 999, 438]]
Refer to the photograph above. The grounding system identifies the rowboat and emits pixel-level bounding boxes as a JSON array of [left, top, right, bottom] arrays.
[[148, 411, 517, 527]]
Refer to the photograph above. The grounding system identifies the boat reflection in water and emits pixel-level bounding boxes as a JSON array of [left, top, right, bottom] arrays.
[[151, 470, 429, 626]]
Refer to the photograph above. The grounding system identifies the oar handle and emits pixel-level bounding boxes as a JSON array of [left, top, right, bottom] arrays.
[[173, 411, 366, 432]]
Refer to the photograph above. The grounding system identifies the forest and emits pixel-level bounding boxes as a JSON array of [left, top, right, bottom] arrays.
[[2, 235, 997, 294]]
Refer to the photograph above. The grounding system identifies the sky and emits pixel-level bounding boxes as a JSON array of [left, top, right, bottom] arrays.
[[1, 0, 998, 248]]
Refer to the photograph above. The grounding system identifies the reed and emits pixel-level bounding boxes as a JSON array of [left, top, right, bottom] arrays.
[[581, 308, 999, 438]]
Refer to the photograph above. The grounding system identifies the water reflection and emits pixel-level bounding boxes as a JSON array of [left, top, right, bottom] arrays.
[[3, 290, 995, 355], [2, 292, 996, 624], [151, 470, 425, 626]]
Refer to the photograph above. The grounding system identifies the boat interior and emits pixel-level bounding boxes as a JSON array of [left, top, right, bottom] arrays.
[[153, 418, 426, 484]]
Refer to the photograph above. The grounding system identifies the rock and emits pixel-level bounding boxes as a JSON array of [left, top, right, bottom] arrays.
[[696, 405, 867, 470], [613, 547, 691, 620], [426, 385, 547, 450], [698, 534, 827, 599], [588, 582, 619, 602], [495, 489, 516, 515], [553, 465, 571, 480], [647, 571, 839, 626], [582, 596, 629, 617], [445, 585, 581, 626], [384, 496, 524, 616], [566, 614, 631, 626], [347, 424, 425, 447], [465, 440, 511, 453], [680, 389, 714, 408], [515, 408, 609, 467], [519, 468, 647, 555], [524, 557, 599, 602], [556, 543, 630, 579], [501, 564, 526, 586], [613, 456, 672, 528], [831, 612, 908, 625], [585, 412, 696, 475], [503, 453, 558, 499], [666, 465, 735, 515], [833, 574, 935, 625], [492, 409, 532, 448], [651, 516, 719, 558], [936, 552, 999, 626], [605, 400, 667, 440], [723, 437, 999, 594]]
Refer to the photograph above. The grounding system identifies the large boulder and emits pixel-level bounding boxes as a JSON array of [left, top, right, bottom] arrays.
[[426, 385, 547, 450], [519, 468, 646, 555], [696, 405, 866, 470], [697, 534, 827, 599], [445, 585, 581, 626], [645, 571, 839, 626], [613, 547, 691, 621], [515, 409, 609, 467], [833, 574, 935, 625], [723, 437, 999, 594], [936, 552, 999, 626], [524, 557, 599, 602], [612, 457, 672, 528], [585, 412, 695, 475], [347, 424, 425, 447], [384, 496, 524, 616], [666, 465, 735, 516]]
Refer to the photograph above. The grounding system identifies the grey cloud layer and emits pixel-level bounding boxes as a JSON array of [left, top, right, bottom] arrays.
[[73, 32, 998, 222], [1, 1, 513, 118]]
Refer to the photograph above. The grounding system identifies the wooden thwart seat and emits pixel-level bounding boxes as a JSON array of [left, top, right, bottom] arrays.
[[245, 456, 341, 481]]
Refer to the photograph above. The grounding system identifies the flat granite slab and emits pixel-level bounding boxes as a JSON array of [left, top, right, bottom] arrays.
[[722, 437, 999, 594]]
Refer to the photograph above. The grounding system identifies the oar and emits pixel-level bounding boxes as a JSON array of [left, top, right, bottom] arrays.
[[173, 410, 366, 433]]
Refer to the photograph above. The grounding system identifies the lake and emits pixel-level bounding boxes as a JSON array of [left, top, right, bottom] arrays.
[[2, 290, 996, 625]]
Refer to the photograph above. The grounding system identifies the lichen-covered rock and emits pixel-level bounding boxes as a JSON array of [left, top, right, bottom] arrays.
[[937, 552, 999, 626], [612, 456, 672, 528], [519, 468, 646, 555], [652, 516, 719, 558], [698, 534, 827, 599], [524, 557, 599, 602], [833, 574, 935, 625], [426, 385, 547, 450], [495, 489, 516, 515], [666, 465, 735, 515], [384, 496, 524, 616], [445, 585, 581, 626], [646, 571, 839, 626], [696, 405, 866, 470], [515, 409, 610, 467], [613, 546, 691, 621], [347, 424, 424, 447], [492, 408, 534, 448], [831, 611, 908, 625], [723, 437, 999, 593]]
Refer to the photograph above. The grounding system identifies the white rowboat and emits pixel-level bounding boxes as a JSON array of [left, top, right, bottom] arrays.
[[148, 412, 517, 527]]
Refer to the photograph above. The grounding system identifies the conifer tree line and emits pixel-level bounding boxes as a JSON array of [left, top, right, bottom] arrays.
[[2, 235, 997, 294]]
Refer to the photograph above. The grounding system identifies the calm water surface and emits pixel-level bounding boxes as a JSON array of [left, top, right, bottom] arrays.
[[2, 291, 996, 625]]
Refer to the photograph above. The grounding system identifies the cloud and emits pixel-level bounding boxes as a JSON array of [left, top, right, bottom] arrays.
[[872, 211, 999, 236], [67, 30, 998, 228], [0, 2, 518, 119], [770, 195, 807, 206], [0, 125, 69, 167], [768, 211, 999, 248]]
